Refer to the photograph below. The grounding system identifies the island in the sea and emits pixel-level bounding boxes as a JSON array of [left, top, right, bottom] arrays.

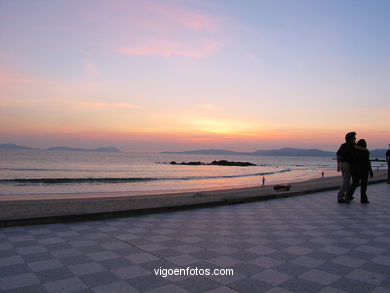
[[169, 160, 256, 166]]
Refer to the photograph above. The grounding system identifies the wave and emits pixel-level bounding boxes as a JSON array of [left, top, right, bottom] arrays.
[[0, 169, 291, 185]]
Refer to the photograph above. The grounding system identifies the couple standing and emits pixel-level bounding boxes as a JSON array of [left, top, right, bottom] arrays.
[[336, 132, 373, 204]]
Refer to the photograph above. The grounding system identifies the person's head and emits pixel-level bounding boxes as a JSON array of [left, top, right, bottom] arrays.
[[345, 132, 356, 142], [357, 139, 367, 148]]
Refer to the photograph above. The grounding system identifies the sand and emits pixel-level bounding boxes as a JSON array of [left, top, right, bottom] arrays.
[[0, 171, 387, 225]]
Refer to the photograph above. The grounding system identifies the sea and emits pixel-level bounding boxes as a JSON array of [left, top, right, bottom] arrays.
[[2, 149, 384, 197]]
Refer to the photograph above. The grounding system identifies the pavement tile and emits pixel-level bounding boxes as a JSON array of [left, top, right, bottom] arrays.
[[0, 183, 389, 293], [92, 280, 139, 293], [318, 286, 348, 293], [230, 262, 262, 276], [35, 267, 75, 283], [79, 270, 120, 288], [291, 255, 325, 268], [39, 237, 66, 245], [246, 245, 277, 256], [331, 277, 376, 293], [355, 245, 386, 255], [229, 277, 272, 292], [249, 256, 283, 268], [50, 248, 81, 258], [280, 278, 324, 293], [345, 268, 387, 285], [167, 254, 200, 266], [87, 251, 120, 261], [16, 245, 47, 255], [126, 252, 159, 264], [172, 245, 203, 254], [176, 276, 221, 292], [252, 269, 292, 285], [372, 255, 390, 266], [331, 255, 366, 268], [69, 262, 105, 276], [299, 269, 340, 285], [0, 273, 40, 290], [320, 245, 350, 255], [144, 284, 191, 293], [264, 287, 294, 293], [206, 256, 242, 267], [0, 255, 24, 267], [282, 245, 313, 256], [68, 240, 97, 248], [43, 277, 87, 293], [204, 286, 240, 293], [275, 262, 311, 276], [111, 265, 151, 279], [28, 259, 64, 272]]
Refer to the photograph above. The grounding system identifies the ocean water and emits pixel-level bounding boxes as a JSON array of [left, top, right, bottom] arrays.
[[0, 149, 341, 196]]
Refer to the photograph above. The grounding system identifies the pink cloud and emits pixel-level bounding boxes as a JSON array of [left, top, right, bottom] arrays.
[[105, 0, 218, 31], [0, 70, 30, 88], [103, 1, 223, 58], [118, 39, 218, 58], [83, 58, 99, 74], [77, 101, 141, 109], [146, 2, 217, 30]]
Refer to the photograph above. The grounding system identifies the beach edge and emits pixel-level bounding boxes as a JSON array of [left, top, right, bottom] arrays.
[[0, 171, 387, 226]]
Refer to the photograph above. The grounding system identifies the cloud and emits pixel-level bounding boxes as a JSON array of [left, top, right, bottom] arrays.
[[110, 1, 222, 58], [0, 70, 30, 88], [83, 58, 99, 73], [77, 101, 141, 109], [247, 54, 262, 63], [106, 0, 218, 31], [145, 2, 217, 30], [118, 39, 218, 58], [195, 104, 218, 111]]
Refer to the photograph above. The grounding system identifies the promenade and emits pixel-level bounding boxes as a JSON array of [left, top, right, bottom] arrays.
[[1, 183, 389, 292]]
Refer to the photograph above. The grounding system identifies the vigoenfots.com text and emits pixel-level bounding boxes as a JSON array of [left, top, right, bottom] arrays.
[[154, 267, 234, 278]]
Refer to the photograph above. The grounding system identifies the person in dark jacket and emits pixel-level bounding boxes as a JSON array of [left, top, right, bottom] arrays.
[[347, 139, 373, 204], [336, 132, 357, 203], [386, 144, 390, 184]]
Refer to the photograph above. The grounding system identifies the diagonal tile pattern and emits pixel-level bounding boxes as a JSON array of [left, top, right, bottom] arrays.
[[0, 183, 389, 292]]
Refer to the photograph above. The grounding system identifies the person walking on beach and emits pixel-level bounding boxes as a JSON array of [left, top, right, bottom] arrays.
[[336, 132, 357, 203], [262, 176, 266, 186], [346, 139, 373, 204], [386, 144, 390, 184]]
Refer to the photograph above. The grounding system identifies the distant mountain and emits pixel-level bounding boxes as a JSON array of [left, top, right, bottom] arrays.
[[0, 143, 37, 150], [161, 149, 247, 155], [0, 143, 120, 152], [370, 149, 387, 159], [162, 147, 334, 157], [253, 148, 334, 157], [47, 146, 121, 153]]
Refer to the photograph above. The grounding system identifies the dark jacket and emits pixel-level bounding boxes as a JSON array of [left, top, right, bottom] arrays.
[[351, 149, 372, 175], [337, 141, 355, 163]]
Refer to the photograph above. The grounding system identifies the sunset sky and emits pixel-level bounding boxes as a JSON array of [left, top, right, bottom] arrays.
[[1, 0, 389, 152]]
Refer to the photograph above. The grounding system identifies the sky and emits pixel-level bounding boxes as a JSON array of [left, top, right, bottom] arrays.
[[0, 0, 389, 152]]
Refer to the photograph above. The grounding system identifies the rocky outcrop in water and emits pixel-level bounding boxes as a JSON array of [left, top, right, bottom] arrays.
[[169, 160, 256, 166]]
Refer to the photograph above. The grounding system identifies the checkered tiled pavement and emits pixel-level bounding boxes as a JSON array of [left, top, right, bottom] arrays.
[[1, 183, 389, 293]]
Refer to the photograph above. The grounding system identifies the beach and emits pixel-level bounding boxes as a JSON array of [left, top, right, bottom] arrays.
[[0, 170, 387, 225]]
